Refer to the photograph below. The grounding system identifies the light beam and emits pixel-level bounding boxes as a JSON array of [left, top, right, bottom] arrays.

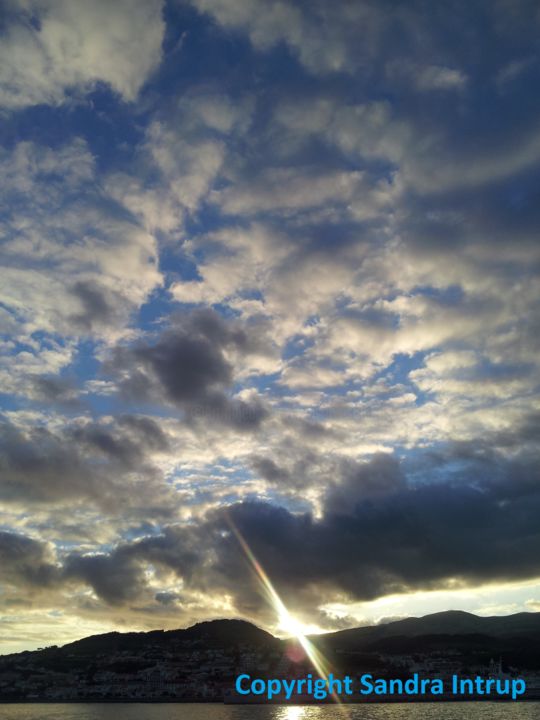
[[225, 511, 350, 713]]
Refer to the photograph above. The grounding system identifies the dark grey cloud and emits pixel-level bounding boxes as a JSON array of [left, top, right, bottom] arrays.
[[412, 412, 540, 486], [249, 446, 332, 490], [0, 531, 59, 588], [116, 415, 170, 452], [4, 445, 539, 619], [30, 375, 81, 407], [63, 526, 201, 605], [281, 416, 333, 440], [327, 453, 406, 513], [111, 309, 269, 431], [0, 417, 171, 510], [189, 391, 268, 431], [0, 423, 93, 504], [181, 308, 254, 352], [45, 450, 538, 609], [69, 280, 117, 332], [63, 551, 145, 605], [155, 591, 181, 606], [250, 444, 402, 498], [492, 411, 540, 450], [68, 419, 170, 471], [204, 451, 540, 610], [134, 333, 231, 403], [250, 456, 290, 484]]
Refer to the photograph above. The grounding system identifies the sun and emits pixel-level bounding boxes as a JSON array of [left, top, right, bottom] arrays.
[[278, 611, 308, 639], [278, 611, 326, 640]]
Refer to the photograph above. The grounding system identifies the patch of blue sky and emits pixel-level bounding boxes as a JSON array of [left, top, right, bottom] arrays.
[[136, 286, 179, 331], [153, 4, 260, 99], [175, 459, 250, 484], [182, 204, 236, 241], [53, 539, 97, 553], [277, 338, 327, 375], [376, 352, 431, 405], [81, 393, 120, 418], [208, 300, 243, 322], [0, 394, 26, 413], [62, 339, 99, 386], [235, 373, 282, 400], [0, 94, 143, 174], [409, 284, 465, 305]]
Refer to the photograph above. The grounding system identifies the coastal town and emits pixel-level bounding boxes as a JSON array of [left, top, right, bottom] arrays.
[[0, 615, 539, 702]]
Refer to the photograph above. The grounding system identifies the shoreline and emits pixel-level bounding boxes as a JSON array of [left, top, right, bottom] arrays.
[[1, 697, 540, 704]]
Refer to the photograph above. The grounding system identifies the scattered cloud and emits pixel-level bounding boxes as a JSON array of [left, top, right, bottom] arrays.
[[1, 0, 540, 649]]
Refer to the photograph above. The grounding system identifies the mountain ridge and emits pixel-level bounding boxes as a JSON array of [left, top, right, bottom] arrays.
[[2, 610, 540, 701], [314, 609, 540, 649], [4, 609, 540, 658]]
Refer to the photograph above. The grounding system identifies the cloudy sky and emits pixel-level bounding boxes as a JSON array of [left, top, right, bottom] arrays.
[[1, 0, 540, 654]]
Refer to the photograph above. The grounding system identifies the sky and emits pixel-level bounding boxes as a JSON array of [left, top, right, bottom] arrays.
[[0, 0, 540, 654]]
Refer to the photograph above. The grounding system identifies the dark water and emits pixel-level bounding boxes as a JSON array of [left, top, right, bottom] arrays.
[[0, 704, 539, 720]]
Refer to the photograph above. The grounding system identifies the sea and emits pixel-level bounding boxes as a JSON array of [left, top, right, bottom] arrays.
[[0, 704, 539, 720]]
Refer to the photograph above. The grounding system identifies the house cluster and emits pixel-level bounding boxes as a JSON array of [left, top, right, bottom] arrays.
[[1, 638, 539, 701], [0, 642, 288, 701]]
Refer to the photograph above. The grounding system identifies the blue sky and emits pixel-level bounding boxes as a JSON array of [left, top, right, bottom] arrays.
[[1, 0, 540, 652]]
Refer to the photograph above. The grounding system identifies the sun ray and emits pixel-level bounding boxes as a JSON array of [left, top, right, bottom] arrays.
[[225, 511, 350, 714]]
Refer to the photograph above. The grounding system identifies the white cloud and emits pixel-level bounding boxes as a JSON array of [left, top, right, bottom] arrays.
[[146, 121, 226, 211], [495, 57, 534, 88], [0, 0, 165, 109], [0, 139, 162, 394], [387, 61, 467, 92], [171, 220, 366, 343], [178, 91, 254, 134], [276, 94, 540, 193], [416, 66, 467, 91], [108, 117, 227, 238], [217, 167, 366, 216]]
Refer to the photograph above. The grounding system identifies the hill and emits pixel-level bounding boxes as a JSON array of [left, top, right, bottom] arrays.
[[60, 618, 276, 656], [314, 610, 540, 651], [1, 611, 540, 701]]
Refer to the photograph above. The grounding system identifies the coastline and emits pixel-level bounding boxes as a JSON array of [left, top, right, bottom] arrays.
[[1, 695, 539, 704]]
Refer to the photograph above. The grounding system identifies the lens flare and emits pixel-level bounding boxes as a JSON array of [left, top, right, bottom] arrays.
[[225, 512, 350, 714]]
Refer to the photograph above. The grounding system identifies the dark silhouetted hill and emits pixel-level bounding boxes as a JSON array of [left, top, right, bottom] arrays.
[[314, 610, 540, 652], [60, 618, 276, 656], [2, 611, 540, 701], [3, 610, 540, 669]]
